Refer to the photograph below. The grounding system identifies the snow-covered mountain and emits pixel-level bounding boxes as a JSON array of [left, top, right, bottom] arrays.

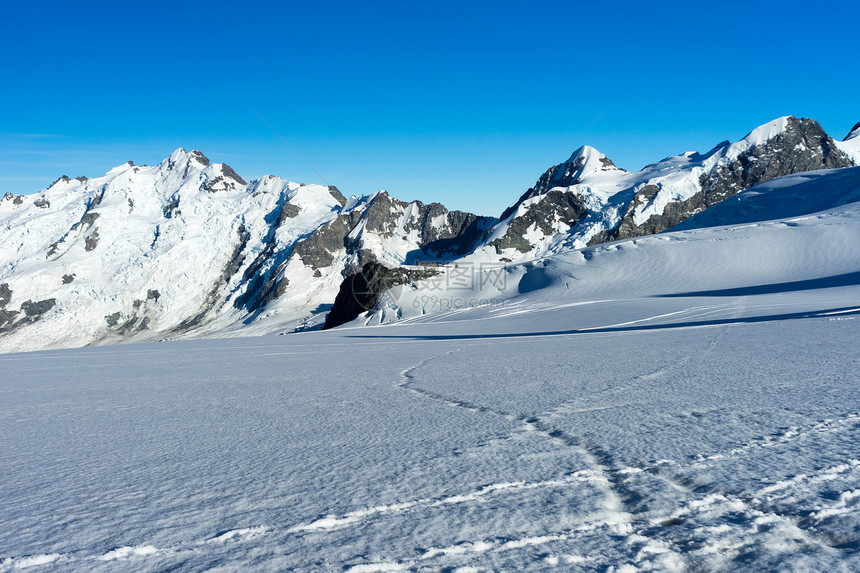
[[3, 118, 860, 570], [1, 116, 857, 352], [3, 157, 860, 572], [470, 116, 856, 262], [0, 150, 486, 352], [365, 163, 860, 327]]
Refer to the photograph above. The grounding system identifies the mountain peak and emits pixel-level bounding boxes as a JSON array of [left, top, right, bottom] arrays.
[[561, 145, 621, 179], [739, 116, 794, 147], [168, 147, 189, 160], [844, 122, 860, 142], [163, 148, 208, 168], [567, 144, 608, 163], [189, 150, 210, 166]]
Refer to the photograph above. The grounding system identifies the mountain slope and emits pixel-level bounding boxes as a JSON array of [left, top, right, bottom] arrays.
[[1, 116, 857, 352], [349, 163, 860, 327], [0, 149, 347, 350], [0, 151, 491, 352], [469, 116, 856, 263]]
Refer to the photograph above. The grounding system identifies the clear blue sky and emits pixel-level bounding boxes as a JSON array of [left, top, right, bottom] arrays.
[[3, 0, 858, 216]]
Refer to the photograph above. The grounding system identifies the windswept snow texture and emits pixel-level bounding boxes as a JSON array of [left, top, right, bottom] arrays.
[[2, 188, 860, 570]]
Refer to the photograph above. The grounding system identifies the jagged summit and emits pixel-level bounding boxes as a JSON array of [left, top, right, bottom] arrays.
[[844, 122, 860, 141], [565, 145, 620, 172], [189, 150, 210, 166], [483, 116, 857, 258], [552, 145, 622, 186], [157, 147, 247, 190], [497, 145, 620, 221]]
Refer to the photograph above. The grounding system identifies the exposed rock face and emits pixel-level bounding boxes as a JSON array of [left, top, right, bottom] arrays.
[[291, 213, 359, 269], [491, 190, 588, 253], [595, 117, 854, 243], [287, 191, 493, 276], [0, 283, 10, 308], [323, 262, 438, 329], [84, 228, 100, 252], [20, 299, 55, 317], [481, 116, 859, 257], [163, 196, 180, 218], [3, 193, 25, 205], [328, 186, 347, 206], [189, 150, 210, 166], [0, 283, 14, 329], [501, 147, 622, 220]]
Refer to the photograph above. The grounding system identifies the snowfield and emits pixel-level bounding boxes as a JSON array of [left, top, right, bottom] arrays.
[[2, 173, 860, 571]]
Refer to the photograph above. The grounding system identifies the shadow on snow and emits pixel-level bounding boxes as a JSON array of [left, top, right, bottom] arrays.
[[346, 306, 860, 342]]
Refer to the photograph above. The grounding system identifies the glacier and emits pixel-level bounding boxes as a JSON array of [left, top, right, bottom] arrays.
[[2, 164, 859, 571]]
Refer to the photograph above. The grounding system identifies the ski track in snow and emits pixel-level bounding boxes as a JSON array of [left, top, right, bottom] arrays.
[[0, 527, 268, 571], [319, 323, 858, 571], [390, 347, 690, 568], [2, 311, 859, 571], [4, 192, 860, 570], [287, 469, 606, 534]]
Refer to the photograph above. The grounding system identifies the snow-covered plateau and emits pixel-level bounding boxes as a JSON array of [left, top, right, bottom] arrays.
[[2, 155, 860, 570]]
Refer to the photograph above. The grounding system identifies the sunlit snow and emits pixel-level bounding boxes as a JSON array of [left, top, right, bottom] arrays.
[[2, 166, 859, 571]]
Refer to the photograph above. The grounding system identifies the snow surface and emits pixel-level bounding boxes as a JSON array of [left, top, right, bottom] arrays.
[[2, 177, 860, 571], [837, 124, 860, 165]]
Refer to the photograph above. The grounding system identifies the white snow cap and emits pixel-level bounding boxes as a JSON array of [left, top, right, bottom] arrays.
[[562, 145, 618, 177], [836, 122, 860, 165], [167, 147, 190, 161], [740, 116, 791, 147], [721, 116, 793, 162]]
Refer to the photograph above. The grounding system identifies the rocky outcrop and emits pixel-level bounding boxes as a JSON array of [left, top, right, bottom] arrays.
[[501, 147, 622, 220], [323, 262, 439, 329], [287, 191, 492, 276], [590, 117, 854, 244], [0, 283, 11, 308], [491, 190, 588, 253], [3, 193, 25, 206], [1, 297, 56, 335], [481, 117, 859, 257], [608, 117, 854, 240], [350, 192, 491, 260]]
